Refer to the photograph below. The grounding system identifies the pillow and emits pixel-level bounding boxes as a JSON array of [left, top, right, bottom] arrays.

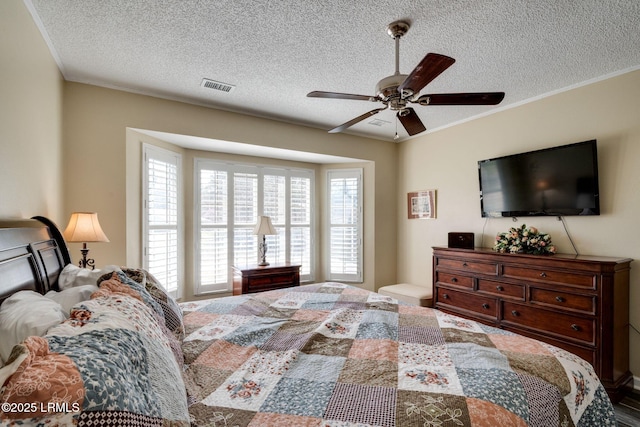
[[0, 291, 67, 363], [44, 285, 99, 314], [58, 264, 120, 290]]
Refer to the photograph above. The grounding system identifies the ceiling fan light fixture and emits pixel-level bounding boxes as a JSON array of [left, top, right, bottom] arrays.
[[375, 74, 408, 99]]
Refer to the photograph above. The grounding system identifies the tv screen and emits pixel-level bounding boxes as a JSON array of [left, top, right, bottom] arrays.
[[478, 140, 600, 217]]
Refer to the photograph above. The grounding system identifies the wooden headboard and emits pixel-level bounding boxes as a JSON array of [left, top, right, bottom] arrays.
[[0, 216, 71, 304]]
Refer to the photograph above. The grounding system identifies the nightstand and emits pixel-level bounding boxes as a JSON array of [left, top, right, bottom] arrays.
[[232, 263, 301, 295]]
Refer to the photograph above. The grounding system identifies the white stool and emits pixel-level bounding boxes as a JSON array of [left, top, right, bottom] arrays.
[[378, 283, 433, 307]]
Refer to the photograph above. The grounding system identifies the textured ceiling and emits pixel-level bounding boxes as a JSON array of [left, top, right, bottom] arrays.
[[26, 0, 640, 142]]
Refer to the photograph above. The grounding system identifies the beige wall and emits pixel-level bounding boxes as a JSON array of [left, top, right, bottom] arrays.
[[64, 83, 398, 294], [0, 0, 64, 221], [397, 69, 640, 378]]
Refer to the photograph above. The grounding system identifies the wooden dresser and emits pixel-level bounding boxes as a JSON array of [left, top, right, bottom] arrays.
[[432, 246, 632, 402], [232, 263, 301, 295]]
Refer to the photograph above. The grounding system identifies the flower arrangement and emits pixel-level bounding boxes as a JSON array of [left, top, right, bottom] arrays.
[[493, 224, 556, 255]]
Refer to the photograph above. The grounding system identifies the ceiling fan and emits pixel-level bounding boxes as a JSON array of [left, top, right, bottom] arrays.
[[307, 20, 505, 138]]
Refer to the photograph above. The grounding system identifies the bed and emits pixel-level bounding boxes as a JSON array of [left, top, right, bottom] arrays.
[[0, 217, 618, 426]]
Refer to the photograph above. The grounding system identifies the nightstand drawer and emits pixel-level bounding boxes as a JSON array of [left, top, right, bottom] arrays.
[[232, 264, 301, 295], [503, 301, 594, 344], [436, 287, 498, 320], [530, 288, 596, 314], [247, 272, 298, 291]]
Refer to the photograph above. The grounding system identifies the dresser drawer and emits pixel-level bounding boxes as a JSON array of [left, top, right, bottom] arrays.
[[530, 288, 596, 314], [503, 301, 595, 344], [435, 271, 473, 289], [477, 279, 524, 300], [436, 257, 498, 276], [436, 287, 498, 320], [502, 265, 596, 289]]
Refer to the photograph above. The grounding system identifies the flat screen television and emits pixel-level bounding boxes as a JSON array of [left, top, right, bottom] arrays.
[[478, 140, 600, 217]]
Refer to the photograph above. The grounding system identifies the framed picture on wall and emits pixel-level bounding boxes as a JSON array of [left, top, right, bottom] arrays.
[[407, 190, 436, 219]]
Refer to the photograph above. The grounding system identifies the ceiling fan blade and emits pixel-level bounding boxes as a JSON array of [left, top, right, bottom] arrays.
[[398, 53, 455, 97], [397, 108, 426, 136], [307, 91, 376, 101], [328, 107, 387, 133], [416, 92, 505, 105]]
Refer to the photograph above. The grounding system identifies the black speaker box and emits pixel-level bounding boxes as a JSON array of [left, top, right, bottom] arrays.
[[448, 232, 475, 249]]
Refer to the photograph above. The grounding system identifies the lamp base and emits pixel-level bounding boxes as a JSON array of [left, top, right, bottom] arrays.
[[78, 245, 96, 270], [258, 236, 269, 267]]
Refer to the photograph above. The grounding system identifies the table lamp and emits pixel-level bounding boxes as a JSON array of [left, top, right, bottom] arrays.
[[253, 215, 276, 266], [63, 212, 110, 270]]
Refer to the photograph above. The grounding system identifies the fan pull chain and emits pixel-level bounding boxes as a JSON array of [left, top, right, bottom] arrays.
[[394, 118, 399, 141]]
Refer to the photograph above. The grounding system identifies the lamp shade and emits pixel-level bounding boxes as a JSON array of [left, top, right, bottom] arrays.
[[63, 212, 110, 243], [253, 216, 276, 235]]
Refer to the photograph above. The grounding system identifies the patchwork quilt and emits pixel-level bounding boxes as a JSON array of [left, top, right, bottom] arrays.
[[181, 282, 616, 427], [0, 269, 189, 426]]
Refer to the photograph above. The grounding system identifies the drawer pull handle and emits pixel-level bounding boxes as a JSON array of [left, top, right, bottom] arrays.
[[540, 272, 547, 278], [496, 285, 504, 291], [462, 262, 468, 267], [482, 303, 490, 309], [555, 296, 565, 303], [451, 277, 458, 283], [571, 324, 580, 331], [443, 294, 450, 299], [511, 310, 520, 316]]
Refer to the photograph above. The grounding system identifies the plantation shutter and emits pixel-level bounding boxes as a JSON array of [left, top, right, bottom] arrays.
[[199, 168, 229, 290], [233, 170, 259, 266], [290, 174, 312, 278], [327, 169, 363, 282], [143, 144, 182, 297], [263, 173, 286, 264]]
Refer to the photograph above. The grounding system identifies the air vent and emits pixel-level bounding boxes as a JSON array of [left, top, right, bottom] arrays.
[[368, 119, 391, 127], [201, 78, 235, 93]]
